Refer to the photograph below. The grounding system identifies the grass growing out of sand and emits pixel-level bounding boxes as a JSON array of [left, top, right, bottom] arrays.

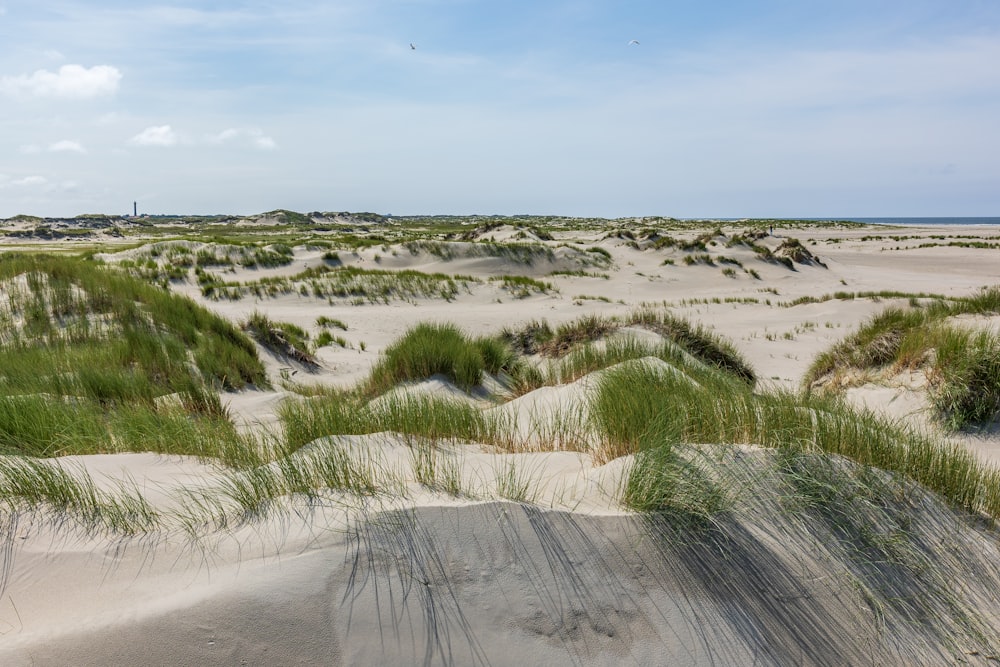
[[215, 439, 401, 521], [365, 322, 519, 396], [0, 456, 159, 534], [271, 311, 1000, 521], [3, 254, 1000, 542], [410, 442, 464, 496], [198, 265, 475, 304], [591, 357, 1000, 517], [806, 286, 1000, 429], [0, 254, 266, 461], [620, 444, 729, 525], [242, 311, 316, 365], [929, 327, 1000, 427]]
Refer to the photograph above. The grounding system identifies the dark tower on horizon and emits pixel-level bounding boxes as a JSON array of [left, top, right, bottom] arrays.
[[133, 201, 137, 217]]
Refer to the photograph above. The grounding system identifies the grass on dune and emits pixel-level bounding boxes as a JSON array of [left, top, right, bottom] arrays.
[[365, 322, 520, 396], [242, 310, 316, 365], [0, 253, 267, 461], [197, 264, 474, 304], [202, 440, 401, 524], [926, 326, 1000, 429], [0, 253, 266, 391], [280, 391, 495, 454], [0, 456, 159, 534], [805, 286, 1000, 429], [4, 258, 1000, 552], [273, 310, 1000, 523], [768, 445, 1000, 656], [589, 359, 1000, 518], [499, 309, 756, 386]]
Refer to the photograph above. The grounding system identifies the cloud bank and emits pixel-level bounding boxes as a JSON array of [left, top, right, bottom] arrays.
[[130, 125, 178, 147], [0, 64, 122, 99]]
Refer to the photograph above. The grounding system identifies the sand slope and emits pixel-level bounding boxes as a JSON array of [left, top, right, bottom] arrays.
[[4, 468, 1000, 665]]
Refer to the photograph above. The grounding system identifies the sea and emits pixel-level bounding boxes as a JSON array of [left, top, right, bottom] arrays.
[[706, 217, 1000, 227], [807, 217, 1000, 227]]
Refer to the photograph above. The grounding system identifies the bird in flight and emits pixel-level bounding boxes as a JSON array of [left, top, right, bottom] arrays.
[[410, 43, 416, 50], [628, 39, 640, 46]]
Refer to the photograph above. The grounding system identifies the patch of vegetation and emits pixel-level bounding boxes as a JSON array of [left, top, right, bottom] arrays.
[[752, 243, 795, 270], [197, 265, 475, 304], [593, 357, 1000, 518], [242, 311, 316, 366], [626, 308, 757, 385], [0, 254, 265, 461], [365, 322, 518, 396], [806, 287, 1000, 429], [315, 315, 348, 330], [776, 237, 826, 267], [548, 269, 610, 279], [492, 275, 554, 298], [538, 315, 618, 357], [683, 253, 715, 266]]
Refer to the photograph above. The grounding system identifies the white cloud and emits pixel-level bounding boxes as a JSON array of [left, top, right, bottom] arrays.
[[254, 136, 277, 150], [21, 141, 87, 154], [49, 140, 86, 153], [130, 125, 178, 147], [209, 127, 277, 150], [12, 176, 48, 187], [211, 128, 241, 143], [0, 64, 122, 99]]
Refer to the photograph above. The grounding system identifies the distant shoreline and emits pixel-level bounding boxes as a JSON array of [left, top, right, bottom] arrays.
[[708, 216, 1000, 226]]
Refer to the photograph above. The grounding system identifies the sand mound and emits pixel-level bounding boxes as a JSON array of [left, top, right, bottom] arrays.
[[3, 447, 1000, 665]]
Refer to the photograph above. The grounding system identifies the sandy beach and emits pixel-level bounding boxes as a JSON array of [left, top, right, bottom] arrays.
[[2, 217, 1000, 665]]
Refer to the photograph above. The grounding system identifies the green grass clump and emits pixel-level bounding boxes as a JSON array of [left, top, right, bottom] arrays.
[[627, 308, 756, 385], [0, 391, 250, 462], [366, 323, 517, 395], [621, 444, 729, 525], [0, 254, 265, 389], [0, 253, 268, 463], [806, 288, 1000, 429], [496, 309, 755, 388], [472, 241, 555, 266], [806, 307, 926, 382], [316, 331, 348, 348], [499, 319, 555, 355], [535, 315, 617, 357], [280, 391, 485, 452], [0, 396, 108, 457], [242, 311, 315, 365], [539, 336, 682, 390], [590, 357, 1000, 519], [315, 315, 348, 330], [588, 360, 685, 460], [209, 441, 395, 522], [0, 456, 159, 534], [949, 286, 1000, 315], [492, 275, 553, 298], [928, 327, 1000, 429]]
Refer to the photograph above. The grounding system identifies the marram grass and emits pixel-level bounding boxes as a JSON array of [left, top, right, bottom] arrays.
[[3, 286, 1000, 545], [591, 358, 1000, 518], [805, 286, 1000, 430]]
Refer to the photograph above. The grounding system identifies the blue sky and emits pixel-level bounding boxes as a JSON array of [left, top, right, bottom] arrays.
[[1, 1, 999, 218]]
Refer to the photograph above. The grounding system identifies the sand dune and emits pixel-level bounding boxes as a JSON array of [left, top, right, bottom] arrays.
[[3, 220, 1000, 664]]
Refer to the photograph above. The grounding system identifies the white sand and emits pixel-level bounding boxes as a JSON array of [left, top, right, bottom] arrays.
[[3, 221, 1000, 664]]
